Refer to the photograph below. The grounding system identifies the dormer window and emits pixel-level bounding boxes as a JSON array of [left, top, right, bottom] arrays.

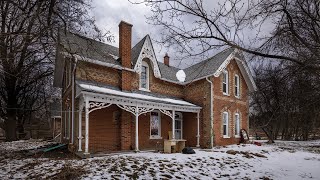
[[222, 70, 229, 95], [140, 61, 149, 90]]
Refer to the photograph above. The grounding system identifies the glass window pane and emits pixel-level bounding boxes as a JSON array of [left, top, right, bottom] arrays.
[[223, 125, 227, 135], [151, 112, 159, 136], [175, 120, 181, 129]]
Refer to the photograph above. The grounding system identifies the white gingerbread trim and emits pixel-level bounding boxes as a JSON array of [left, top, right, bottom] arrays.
[[88, 102, 112, 114], [159, 109, 173, 119], [134, 35, 161, 78]]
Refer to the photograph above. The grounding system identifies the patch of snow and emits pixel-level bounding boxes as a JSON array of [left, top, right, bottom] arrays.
[[79, 83, 197, 106], [176, 70, 186, 82], [109, 53, 118, 59]]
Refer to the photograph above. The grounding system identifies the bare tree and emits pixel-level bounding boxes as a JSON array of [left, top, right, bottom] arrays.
[[250, 63, 320, 141], [136, 0, 320, 69], [0, 0, 107, 141]]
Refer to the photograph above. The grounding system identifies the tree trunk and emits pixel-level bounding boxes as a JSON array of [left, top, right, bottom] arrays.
[[4, 110, 17, 141]]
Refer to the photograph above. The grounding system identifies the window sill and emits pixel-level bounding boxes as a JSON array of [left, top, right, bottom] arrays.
[[235, 135, 240, 138], [235, 95, 240, 99], [139, 88, 150, 92], [223, 135, 230, 139], [150, 136, 162, 140], [223, 93, 230, 96]]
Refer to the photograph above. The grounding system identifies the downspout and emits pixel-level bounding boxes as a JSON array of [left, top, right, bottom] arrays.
[[71, 57, 78, 144], [206, 77, 214, 148]]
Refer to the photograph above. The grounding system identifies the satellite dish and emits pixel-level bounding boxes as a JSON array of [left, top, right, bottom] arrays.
[[176, 70, 186, 82]]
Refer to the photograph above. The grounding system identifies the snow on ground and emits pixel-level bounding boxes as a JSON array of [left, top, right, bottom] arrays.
[[0, 139, 55, 152], [0, 140, 319, 179]]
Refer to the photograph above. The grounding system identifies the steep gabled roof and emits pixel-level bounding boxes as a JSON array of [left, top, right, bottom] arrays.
[[131, 35, 147, 67]]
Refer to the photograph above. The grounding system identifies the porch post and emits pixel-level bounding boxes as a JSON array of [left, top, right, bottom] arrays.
[[135, 105, 139, 152], [196, 111, 200, 147], [172, 110, 175, 139], [78, 106, 82, 152], [84, 97, 89, 154]]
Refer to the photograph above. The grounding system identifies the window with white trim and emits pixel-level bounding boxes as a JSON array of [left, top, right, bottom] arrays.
[[222, 70, 229, 95], [140, 61, 149, 90], [235, 113, 240, 137], [175, 113, 183, 139], [223, 111, 229, 137], [235, 74, 240, 97], [150, 111, 161, 138]]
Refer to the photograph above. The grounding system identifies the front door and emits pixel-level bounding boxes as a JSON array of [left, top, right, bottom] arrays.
[[175, 112, 183, 139]]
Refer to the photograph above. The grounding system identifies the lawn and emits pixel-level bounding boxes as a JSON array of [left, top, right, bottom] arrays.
[[0, 139, 319, 179]]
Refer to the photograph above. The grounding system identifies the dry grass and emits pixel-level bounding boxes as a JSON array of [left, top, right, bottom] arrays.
[[50, 163, 87, 180]]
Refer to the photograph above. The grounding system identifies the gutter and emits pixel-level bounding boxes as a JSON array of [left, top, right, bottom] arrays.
[[61, 52, 135, 72], [205, 77, 214, 148], [71, 57, 78, 144]]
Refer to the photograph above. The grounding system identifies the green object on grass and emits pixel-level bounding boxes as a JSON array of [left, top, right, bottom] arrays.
[[43, 144, 66, 152]]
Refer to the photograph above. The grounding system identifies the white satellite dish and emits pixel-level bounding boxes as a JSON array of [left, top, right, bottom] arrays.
[[176, 70, 186, 82]]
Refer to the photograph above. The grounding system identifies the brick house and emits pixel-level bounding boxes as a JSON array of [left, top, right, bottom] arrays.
[[53, 21, 256, 155]]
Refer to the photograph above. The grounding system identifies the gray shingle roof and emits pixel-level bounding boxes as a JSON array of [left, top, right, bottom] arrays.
[[60, 31, 120, 65], [156, 48, 236, 83], [184, 48, 235, 82]]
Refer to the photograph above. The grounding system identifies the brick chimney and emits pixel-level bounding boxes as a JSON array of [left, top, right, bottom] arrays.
[[119, 21, 132, 68], [164, 53, 170, 66], [119, 21, 133, 91]]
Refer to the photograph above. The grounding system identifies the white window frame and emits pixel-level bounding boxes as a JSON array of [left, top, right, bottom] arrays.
[[235, 113, 240, 138], [150, 110, 162, 139], [139, 61, 150, 91], [222, 70, 229, 95], [223, 111, 229, 138], [175, 112, 183, 139], [234, 74, 240, 98]]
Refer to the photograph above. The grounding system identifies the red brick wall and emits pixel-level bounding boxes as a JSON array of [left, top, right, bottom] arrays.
[[138, 112, 171, 150], [88, 105, 121, 152], [212, 59, 249, 146], [120, 110, 133, 150], [183, 112, 197, 147], [183, 79, 212, 148], [76, 61, 121, 87], [131, 59, 184, 98]]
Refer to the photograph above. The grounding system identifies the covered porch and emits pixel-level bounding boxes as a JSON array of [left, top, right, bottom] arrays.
[[75, 82, 201, 155]]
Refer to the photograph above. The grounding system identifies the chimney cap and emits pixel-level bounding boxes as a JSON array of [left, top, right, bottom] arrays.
[[164, 53, 169, 57], [119, 20, 133, 27]]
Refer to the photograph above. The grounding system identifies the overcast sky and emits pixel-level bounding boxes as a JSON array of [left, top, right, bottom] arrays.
[[91, 1, 174, 65], [90, 0, 272, 69]]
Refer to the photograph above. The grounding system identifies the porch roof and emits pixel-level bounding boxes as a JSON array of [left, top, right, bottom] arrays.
[[76, 81, 201, 112]]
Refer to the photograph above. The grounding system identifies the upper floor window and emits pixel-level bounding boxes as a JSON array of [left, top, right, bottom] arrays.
[[234, 74, 240, 97], [140, 61, 149, 90], [222, 70, 229, 95], [150, 111, 161, 139], [223, 111, 229, 138], [235, 113, 240, 137]]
